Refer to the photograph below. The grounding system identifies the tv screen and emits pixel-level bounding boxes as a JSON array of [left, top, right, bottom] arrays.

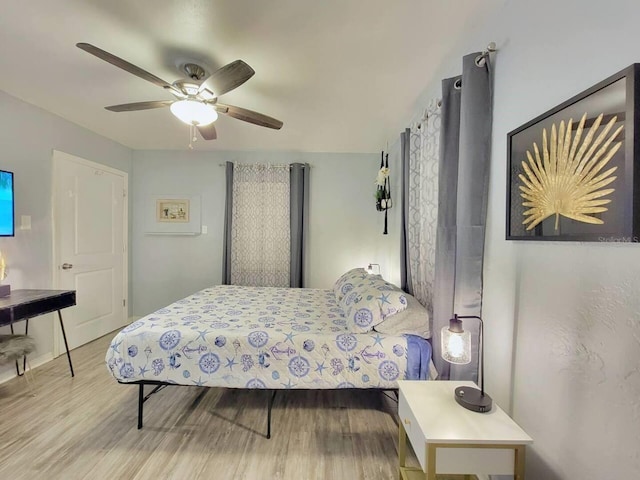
[[0, 170, 14, 237]]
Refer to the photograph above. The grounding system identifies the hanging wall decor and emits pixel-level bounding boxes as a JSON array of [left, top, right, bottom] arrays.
[[145, 194, 202, 235], [507, 63, 640, 242], [375, 150, 392, 234]]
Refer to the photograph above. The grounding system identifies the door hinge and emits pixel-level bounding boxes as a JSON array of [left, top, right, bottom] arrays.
[[123, 299, 126, 307], [123, 189, 127, 198]]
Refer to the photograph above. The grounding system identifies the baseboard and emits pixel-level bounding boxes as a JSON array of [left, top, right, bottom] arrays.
[[0, 351, 54, 385]]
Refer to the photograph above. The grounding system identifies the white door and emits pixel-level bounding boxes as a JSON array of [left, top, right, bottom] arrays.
[[53, 150, 128, 351]]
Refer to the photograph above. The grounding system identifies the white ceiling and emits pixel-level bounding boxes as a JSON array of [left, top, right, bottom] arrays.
[[0, 0, 504, 152]]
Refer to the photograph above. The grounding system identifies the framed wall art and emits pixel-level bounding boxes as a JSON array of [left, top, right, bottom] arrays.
[[145, 194, 201, 235], [506, 63, 640, 242], [157, 198, 189, 223]]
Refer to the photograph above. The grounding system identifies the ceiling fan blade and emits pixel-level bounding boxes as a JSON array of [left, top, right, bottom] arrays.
[[198, 60, 255, 97], [197, 124, 217, 140], [76, 43, 182, 96], [216, 103, 283, 130], [105, 100, 174, 112]]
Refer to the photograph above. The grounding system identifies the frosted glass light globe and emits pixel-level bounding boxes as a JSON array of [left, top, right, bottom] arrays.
[[170, 100, 218, 126]]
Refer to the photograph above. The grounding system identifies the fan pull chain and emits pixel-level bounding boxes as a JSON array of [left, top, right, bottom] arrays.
[[188, 124, 198, 150]]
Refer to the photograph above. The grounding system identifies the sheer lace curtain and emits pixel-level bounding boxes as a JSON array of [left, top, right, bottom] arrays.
[[402, 99, 441, 317], [231, 164, 291, 287]]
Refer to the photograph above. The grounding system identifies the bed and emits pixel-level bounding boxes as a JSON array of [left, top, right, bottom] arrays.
[[106, 269, 434, 436]]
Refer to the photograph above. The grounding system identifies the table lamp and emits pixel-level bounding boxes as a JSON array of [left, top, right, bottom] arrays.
[[0, 251, 9, 297], [366, 263, 380, 275], [441, 314, 492, 413]]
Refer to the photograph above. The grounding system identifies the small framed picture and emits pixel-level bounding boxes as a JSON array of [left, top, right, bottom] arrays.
[[156, 199, 190, 223], [146, 195, 200, 235]]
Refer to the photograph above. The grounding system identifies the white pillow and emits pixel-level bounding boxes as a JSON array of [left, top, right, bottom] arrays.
[[374, 292, 431, 339]]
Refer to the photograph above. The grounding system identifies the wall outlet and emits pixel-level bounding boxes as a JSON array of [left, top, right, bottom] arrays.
[[201, 225, 208, 234]]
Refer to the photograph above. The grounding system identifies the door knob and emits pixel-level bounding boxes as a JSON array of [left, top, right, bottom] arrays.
[[61, 263, 73, 270]]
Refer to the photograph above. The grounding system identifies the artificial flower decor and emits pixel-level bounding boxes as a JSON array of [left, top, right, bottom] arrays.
[[376, 167, 390, 187]]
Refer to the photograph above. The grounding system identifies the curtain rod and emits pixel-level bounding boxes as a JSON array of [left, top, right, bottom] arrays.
[[475, 41, 497, 67], [416, 41, 496, 127], [218, 163, 310, 168]]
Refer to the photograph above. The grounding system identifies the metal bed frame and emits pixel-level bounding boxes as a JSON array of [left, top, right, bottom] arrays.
[[129, 380, 398, 439]]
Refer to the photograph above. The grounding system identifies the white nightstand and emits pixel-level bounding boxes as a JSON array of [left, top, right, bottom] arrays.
[[398, 380, 533, 480]]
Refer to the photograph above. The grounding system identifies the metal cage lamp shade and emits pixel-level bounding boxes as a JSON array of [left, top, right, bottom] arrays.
[[441, 314, 493, 413]]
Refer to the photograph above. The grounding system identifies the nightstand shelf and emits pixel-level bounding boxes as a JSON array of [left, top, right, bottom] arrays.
[[400, 467, 478, 480], [398, 381, 532, 480]]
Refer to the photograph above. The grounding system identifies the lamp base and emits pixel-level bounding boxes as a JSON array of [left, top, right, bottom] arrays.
[[454, 386, 493, 413], [0, 284, 10, 297]]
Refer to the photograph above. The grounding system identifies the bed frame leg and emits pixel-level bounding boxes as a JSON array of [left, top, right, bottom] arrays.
[[138, 383, 144, 430], [267, 390, 277, 439]]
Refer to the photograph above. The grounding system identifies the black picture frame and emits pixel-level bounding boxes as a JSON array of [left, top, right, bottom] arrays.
[[506, 64, 640, 242]]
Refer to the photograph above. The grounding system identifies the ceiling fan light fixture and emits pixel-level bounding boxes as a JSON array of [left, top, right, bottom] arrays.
[[170, 100, 218, 126]]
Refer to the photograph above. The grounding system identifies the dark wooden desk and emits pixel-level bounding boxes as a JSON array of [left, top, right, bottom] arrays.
[[0, 289, 76, 377]]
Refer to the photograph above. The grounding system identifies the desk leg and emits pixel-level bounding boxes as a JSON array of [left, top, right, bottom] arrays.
[[9, 319, 29, 377], [22, 319, 28, 374], [57, 310, 75, 377]]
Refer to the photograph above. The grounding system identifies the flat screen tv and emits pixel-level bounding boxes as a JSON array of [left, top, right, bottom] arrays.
[[0, 170, 14, 237]]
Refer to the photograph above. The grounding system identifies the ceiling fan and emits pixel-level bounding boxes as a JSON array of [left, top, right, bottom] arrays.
[[76, 43, 283, 141]]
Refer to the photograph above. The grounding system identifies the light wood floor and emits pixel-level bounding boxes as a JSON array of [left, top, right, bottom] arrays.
[[0, 333, 419, 479]]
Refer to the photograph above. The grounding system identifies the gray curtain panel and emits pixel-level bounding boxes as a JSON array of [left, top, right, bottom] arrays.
[[450, 53, 493, 382], [400, 128, 413, 295], [432, 77, 462, 380], [222, 161, 234, 285], [290, 163, 309, 288], [433, 52, 493, 381]]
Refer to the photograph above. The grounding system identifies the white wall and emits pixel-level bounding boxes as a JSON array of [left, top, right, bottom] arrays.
[[131, 150, 400, 316], [0, 90, 132, 379], [408, 0, 640, 478]]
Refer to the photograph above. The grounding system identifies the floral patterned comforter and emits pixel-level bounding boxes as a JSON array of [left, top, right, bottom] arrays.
[[106, 285, 428, 389]]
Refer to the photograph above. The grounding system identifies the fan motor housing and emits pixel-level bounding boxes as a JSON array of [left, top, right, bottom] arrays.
[[183, 63, 206, 80]]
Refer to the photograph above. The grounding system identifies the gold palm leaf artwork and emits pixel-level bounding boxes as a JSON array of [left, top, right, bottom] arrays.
[[519, 112, 624, 231]]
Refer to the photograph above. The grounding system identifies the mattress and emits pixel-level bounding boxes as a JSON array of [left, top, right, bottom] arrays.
[[106, 285, 431, 389]]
